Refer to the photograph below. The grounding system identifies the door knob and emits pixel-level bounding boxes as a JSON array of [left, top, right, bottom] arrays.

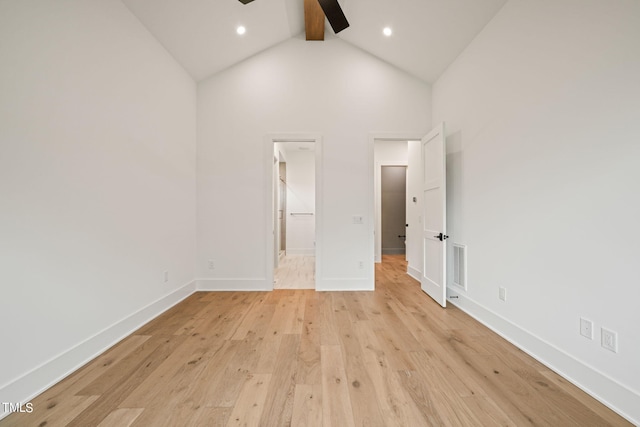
[[433, 232, 449, 241]]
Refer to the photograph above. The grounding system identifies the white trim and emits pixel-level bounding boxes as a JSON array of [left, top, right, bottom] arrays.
[[196, 278, 271, 291], [285, 248, 315, 255], [370, 133, 426, 142], [265, 133, 323, 291], [382, 248, 406, 255], [407, 265, 421, 283], [0, 281, 196, 420], [447, 287, 640, 426]]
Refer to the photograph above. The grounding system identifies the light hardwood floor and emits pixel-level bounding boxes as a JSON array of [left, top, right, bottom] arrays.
[[1, 255, 630, 426], [274, 254, 315, 289]]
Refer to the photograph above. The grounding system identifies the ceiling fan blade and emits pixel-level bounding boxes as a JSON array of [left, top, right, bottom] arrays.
[[238, 0, 254, 4], [317, 0, 349, 34]]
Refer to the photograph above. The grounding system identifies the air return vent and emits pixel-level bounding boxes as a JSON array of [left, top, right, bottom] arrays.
[[452, 243, 467, 290]]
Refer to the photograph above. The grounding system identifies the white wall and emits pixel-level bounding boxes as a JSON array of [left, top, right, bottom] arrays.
[[285, 150, 315, 255], [197, 36, 431, 291], [0, 0, 197, 414], [433, 0, 640, 422]]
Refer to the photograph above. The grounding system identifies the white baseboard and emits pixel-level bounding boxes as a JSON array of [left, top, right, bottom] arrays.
[[196, 278, 272, 291], [407, 265, 421, 283], [382, 248, 406, 255], [285, 248, 315, 256], [446, 288, 640, 426], [0, 281, 196, 421], [316, 278, 373, 291]]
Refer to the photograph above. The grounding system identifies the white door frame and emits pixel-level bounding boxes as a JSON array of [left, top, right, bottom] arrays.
[[265, 133, 322, 290]]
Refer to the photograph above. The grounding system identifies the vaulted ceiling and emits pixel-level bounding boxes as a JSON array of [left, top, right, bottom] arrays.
[[121, 0, 507, 83]]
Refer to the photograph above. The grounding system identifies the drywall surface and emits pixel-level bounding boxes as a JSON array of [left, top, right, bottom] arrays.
[[433, 0, 640, 422], [0, 0, 196, 414], [197, 36, 431, 290]]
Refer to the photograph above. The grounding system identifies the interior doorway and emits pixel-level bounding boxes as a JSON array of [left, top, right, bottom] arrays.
[[372, 135, 423, 284], [278, 161, 287, 257], [381, 165, 407, 257], [266, 135, 321, 290], [374, 139, 408, 263]]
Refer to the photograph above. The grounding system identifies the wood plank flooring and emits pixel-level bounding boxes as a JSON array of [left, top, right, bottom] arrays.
[[274, 254, 315, 289], [1, 255, 630, 426]]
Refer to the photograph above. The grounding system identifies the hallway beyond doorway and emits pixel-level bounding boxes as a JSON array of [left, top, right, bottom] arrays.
[[274, 254, 315, 289]]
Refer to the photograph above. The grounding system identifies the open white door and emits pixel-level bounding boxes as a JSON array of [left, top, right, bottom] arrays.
[[421, 123, 447, 307]]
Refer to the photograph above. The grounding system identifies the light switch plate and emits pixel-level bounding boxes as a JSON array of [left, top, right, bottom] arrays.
[[580, 317, 593, 339], [601, 328, 618, 353]]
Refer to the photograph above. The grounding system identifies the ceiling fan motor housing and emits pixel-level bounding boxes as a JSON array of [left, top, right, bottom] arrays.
[[238, 0, 349, 34]]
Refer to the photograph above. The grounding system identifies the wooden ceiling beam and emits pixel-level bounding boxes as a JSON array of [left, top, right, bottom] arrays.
[[304, 0, 325, 41]]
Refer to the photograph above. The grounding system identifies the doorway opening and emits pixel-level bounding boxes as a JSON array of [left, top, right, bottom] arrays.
[[381, 165, 407, 257], [266, 135, 322, 290], [372, 135, 422, 283]]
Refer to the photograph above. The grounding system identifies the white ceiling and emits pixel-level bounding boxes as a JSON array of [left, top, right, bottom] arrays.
[[121, 0, 507, 83]]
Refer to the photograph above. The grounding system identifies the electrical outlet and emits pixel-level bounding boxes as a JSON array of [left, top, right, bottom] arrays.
[[580, 317, 593, 339], [208, 259, 215, 270], [163, 271, 169, 283], [601, 328, 618, 353], [358, 260, 364, 269], [499, 287, 506, 301]]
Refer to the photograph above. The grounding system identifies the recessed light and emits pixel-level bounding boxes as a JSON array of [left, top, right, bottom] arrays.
[[383, 27, 392, 37], [236, 25, 246, 35]]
